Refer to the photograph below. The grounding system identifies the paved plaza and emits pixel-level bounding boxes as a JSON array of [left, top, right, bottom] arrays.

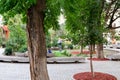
[[0, 60, 120, 80], [0, 48, 120, 80]]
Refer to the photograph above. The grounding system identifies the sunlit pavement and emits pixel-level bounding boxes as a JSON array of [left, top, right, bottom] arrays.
[[0, 48, 120, 80]]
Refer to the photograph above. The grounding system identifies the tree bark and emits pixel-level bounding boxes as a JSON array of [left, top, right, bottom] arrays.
[[97, 44, 104, 59], [80, 40, 84, 53], [26, 0, 49, 80], [89, 45, 94, 79]]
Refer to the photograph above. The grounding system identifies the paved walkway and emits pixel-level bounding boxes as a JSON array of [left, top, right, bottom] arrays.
[[0, 60, 120, 80], [0, 48, 120, 80]]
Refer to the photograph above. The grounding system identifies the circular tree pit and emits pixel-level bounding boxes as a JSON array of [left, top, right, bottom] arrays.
[[73, 72, 117, 80]]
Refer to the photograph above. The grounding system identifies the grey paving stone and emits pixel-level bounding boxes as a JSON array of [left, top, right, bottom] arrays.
[[0, 48, 120, 80], [0, 59, 120, 80]]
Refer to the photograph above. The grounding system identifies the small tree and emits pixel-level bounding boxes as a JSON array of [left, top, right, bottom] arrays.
[[63, 0, 105, 78]]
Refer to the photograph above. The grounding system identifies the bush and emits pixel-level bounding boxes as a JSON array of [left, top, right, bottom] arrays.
[[4, 47, 13, 55], [6, 24, 27, 52], [68, 44, 73, 49], [18, 45, 27, 53], [6, 15, 27, 53]]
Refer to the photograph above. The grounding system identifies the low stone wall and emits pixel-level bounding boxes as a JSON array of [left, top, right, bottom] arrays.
[[0, 56, 86, 63], [47, 57, 85, 63], [104, 48, 120, 61]]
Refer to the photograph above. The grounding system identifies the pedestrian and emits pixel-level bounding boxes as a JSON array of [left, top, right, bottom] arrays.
[[57, 38, 62, 51], [48, 48, 52, 54]]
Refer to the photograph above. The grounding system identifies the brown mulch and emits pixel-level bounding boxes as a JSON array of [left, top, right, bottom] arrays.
[[73, 72, 117, 80], [71, 51, 80, 54], [71, 50, 96, 55], [88, 58, 110, 61]]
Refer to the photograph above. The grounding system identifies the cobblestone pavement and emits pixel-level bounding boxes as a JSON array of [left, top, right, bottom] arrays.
[[0, 48, 120, 80], [0, 60, 120, 80]]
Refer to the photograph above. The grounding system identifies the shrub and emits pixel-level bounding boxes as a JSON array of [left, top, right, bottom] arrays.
[[18, 45, 27, 53], [5, 25, 27, 52], [6, 14, 27, 53], [68, 44, 73, 49], [4, 47, 12, 55]]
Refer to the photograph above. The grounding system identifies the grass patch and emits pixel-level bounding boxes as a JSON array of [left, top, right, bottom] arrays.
[[53, 50, 72, 57]]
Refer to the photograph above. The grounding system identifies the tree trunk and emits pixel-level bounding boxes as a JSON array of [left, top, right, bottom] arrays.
[[97, 44, 104, 59], [26, 0, 49, 80], [80, 45, 83, 53], [89, 45, 94, 79], [92, 44, 95, 53], [80, 40, 84, 53]]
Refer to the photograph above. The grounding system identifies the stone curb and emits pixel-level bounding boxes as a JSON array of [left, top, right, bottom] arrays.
[[0, 56, 86, 63], [0, 56, 29, 63]]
